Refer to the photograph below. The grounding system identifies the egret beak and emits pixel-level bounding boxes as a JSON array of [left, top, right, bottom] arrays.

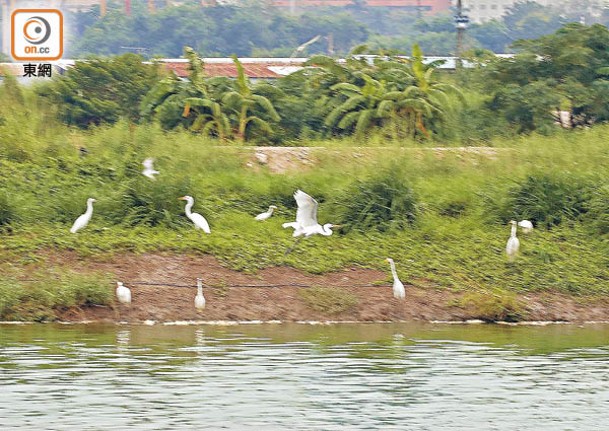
[[333, 224, 343, 228], [178, 196, 186, 200]]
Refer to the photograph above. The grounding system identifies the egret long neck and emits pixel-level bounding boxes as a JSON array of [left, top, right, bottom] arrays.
[[511, 224, 517, 238], [85, 201, 94, 216], [321, 226, 333, 236], [389, 261, 398, 280], [184, 201, 194, 217], [197, 280, 203, 295]]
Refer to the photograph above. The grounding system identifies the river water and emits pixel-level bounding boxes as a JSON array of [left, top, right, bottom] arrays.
[[1, 322, 608, 430]]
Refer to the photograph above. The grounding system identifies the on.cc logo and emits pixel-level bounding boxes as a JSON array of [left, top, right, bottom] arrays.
[[11, 9, 63, 61], [23, 16, 52, 45]]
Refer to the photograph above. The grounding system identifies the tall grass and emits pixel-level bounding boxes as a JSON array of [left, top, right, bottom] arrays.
[[1, 83, 609, 298], [0, 271, 113, 321]]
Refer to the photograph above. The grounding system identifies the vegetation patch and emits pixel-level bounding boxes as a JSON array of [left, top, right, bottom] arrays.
[[335, 165, 417, 232], [298, 286, 359, 315], [505, 174, 590, 228], [0, 271, 114, 322], [452, 290, 527, 322]]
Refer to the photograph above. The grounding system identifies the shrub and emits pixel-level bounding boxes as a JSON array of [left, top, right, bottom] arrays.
[[335, 166, 417, 232], [456, 290, 526, 322], [502, 174, 589, 228], [0, 272, 113, 321]]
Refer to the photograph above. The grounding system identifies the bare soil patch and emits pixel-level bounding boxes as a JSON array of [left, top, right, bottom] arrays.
[[43, 252, 609, 324]]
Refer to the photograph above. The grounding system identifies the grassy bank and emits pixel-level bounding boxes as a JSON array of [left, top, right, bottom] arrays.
[[1, 120, 609, 320]]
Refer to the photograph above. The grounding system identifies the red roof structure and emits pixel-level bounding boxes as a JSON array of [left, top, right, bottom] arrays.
[[161, 59, 307, 80]]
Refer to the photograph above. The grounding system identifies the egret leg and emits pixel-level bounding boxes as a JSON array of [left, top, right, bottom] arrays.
[[284, 237, 303, 256]]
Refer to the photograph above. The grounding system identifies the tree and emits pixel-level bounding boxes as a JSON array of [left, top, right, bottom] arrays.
[[480, 23, 609, 130], [392, 44, 464, 137], [39, 54, 160, 127], [181, 47, 231, 140], [325, 73, 393, 136], [221, 55, 280, 142]]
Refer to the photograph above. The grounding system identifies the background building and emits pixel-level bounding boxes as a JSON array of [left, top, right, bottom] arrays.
[[460, 0, 608, 24]]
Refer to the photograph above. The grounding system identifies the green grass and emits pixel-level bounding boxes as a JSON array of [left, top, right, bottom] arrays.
[[1, 89, 609, 321], [0, 270, 114, 322]]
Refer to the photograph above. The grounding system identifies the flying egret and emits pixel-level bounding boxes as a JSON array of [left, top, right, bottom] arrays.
[[142, 158, 159, 180], [282, 190, 340, 237], [116, 281, 132, 305], [386, 258, 406, 300], [179, 195, 211, 233], [195, 278, 206, 310], [69, 198, 96, 233], [290, 34, 322, 58], [255, 205, 277, 221], [518, 219, 534, 234], [506, 220, 520, 261]]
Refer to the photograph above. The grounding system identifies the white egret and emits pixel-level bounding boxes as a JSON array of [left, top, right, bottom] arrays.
[[142, 158, 159, 180], [506, 220, 520, 261], [69, 198, 96, 233], [195, 278, 206, 310], [386, 258, 406, 300], [518, 219, 534, 233], [116, 281, 132, 305], [179, 195, 211, 233], [255, 205, 277, 221], [282, 190, 340, 237]]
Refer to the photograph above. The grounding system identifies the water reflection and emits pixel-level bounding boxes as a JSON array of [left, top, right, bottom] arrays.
[[1, 322, 608, 430]]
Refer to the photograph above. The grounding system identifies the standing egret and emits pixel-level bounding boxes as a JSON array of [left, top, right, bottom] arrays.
[[195, 278, 206, 310], [386, 258, 406, 300], [70, 198, 96, 233], [116, 281, 132, 305], [518, 219, 534, 233], [282, 190, 340, 237], [142, 158, 159, 180], [255, 205, 277, 221], [179, 195, 211, 233], [506, 220, 520, 261]]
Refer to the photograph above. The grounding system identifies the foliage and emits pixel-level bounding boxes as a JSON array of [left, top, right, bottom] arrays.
[[142, 48, 281, 142], [0, 120, 608, 300], [0, 189, 16, 228], [66, 1, 597, 58], [335, 165, 417, 232], [71, 4, 368, 58], [585, 185, 609, 236], [504, 174, 590, 228], [454, 290, 526, 322], [222, 55, 281, 141], [38, 54, 161, 127], [0, 271, 113, 321], [479, 24, 609, 130]]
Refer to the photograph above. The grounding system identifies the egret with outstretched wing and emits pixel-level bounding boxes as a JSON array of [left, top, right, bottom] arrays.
[[518, 219, 534, 233], [142, 158, 159, 180], [282, 190, 339, 237]]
